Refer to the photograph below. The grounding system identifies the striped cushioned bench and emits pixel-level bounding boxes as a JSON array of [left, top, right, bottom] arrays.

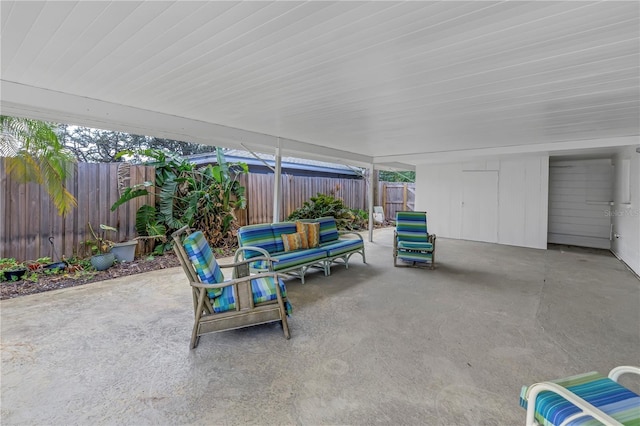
[[520, 367, 640, 426], [236, 217, 366, 283]]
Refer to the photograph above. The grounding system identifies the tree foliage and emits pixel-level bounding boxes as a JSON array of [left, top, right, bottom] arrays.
[[379, 170, 415, 182], [59, 124, 216, 163], [1, 116, 77, 216]]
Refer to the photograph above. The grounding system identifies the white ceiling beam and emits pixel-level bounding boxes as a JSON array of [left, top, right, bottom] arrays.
[[375, 135, 640, 165], [0, 80, 381, 168], [0, 80, 275, 149]]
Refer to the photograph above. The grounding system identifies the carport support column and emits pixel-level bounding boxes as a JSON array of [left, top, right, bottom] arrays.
[[273, 140, 282, 223], [368, 163, 375, 242]]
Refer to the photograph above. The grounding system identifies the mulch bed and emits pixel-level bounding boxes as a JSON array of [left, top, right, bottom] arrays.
[[1, 224, 387, 301], [1, 253, 184, 300]]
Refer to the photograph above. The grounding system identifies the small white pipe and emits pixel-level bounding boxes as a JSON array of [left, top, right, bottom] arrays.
[[368, 163, 375, 242], [273, 139, 282, 223]]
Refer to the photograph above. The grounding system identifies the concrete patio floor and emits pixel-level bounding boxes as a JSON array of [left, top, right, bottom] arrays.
[[1, 227, 639, 425]]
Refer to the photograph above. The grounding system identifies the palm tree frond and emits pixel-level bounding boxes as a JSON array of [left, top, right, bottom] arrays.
[[1, 115, 77, 217]]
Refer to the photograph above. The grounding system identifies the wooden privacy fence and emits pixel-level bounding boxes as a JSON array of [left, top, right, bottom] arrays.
[[1, 159, 414, 261], [380, 182, 416, 221], [237, 174, 415, 225], [240, 174, 367, 225], [0, 160, 155, 261]]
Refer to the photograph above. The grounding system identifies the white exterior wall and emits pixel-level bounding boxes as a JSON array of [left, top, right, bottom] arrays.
[[415, 156, 549, 249], [611, 147, 640, 276]]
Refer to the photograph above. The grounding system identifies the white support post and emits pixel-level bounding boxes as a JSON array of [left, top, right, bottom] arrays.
[[273, 139, 282, 223], [368, 163, 375, 242]]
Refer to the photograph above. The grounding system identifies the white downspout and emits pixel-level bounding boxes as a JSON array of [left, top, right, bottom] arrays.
[[273, 138, 282, 223], [368, 163, 375, 242]]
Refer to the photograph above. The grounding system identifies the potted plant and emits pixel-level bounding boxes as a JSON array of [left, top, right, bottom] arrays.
[[110, 239, 139, 263], [86, 223, 117, 271], [0, 258, 28, 282]]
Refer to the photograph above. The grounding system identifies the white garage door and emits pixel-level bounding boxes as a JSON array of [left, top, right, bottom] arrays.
[[548, 159, 613, 249]]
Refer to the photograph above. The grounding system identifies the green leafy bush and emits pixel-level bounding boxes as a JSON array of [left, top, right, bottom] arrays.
[[287, 193, 368, 231], [111, 147, 247, 250]]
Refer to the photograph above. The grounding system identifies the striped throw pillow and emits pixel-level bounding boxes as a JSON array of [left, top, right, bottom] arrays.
[[281, 232, 304, 251], [296, 221, 320, 248]]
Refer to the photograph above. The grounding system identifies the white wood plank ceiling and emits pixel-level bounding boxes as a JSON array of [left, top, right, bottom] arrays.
[[1, 1, 638, 168]]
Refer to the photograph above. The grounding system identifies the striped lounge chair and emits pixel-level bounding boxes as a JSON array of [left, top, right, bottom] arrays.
[[520, 366, 640, 425], [393, 211, 436, 269], [172, 226, 291, 349]]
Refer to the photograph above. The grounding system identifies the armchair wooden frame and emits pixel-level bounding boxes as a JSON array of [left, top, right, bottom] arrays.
[[172, 226, 290, 349]]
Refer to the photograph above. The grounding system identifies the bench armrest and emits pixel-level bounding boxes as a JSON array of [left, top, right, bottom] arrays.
[[609, 365, 640, 382], [525, 382, 622, 426], [234, 246, 278, 272], [189, 271, 280, 290], [338, 230, 364, 241]]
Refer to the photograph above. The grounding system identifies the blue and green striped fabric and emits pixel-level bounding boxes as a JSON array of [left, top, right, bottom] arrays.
[[317, 217, 340, 244], [270, 222, 297, 253], [519, 371, 640, 425], [397, 251, 432, 263], [183, 231, 225, 298], [271, 248, 326, 271], [396, 211, 430, 243], [211, 276, 292, 315], [320, 239, 364, 257], [398, 241, 433, 251], [237, 224, 277, 258]]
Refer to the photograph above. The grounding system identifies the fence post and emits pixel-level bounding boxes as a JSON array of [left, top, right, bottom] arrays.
[[403, 184, 408, 210], [382, 183, 387, 219]]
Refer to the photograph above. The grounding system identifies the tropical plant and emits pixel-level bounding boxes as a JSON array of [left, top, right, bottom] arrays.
[[287, 193, 368, 231], [0, 116, 77, 216], [86, 223, 118, 254], [111, 147, 248, 249]]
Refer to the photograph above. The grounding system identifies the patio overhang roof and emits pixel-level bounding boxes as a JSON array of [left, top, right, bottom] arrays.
[[1, 1, 638, 169]]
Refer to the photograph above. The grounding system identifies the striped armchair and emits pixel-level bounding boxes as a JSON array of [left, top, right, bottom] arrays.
[[394, 211, 436, 269], [172, 226, 291, 349]]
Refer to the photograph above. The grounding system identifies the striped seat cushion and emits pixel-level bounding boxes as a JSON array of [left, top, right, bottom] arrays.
[[519, 371, 640, 425], [270, 248, 327, 271], [237, 224, 277, 258], [398, 241, 434, 251], [183, 231, 225, 298], [396, 211, 430, 243], [320, 239, 364, 257], [317, 217, 340, 244], [397, 250, 433, 263], [211, 276, 292, 315]]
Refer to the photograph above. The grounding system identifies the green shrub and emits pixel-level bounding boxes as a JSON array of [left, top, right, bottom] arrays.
[[287, 193, 368, 231]]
